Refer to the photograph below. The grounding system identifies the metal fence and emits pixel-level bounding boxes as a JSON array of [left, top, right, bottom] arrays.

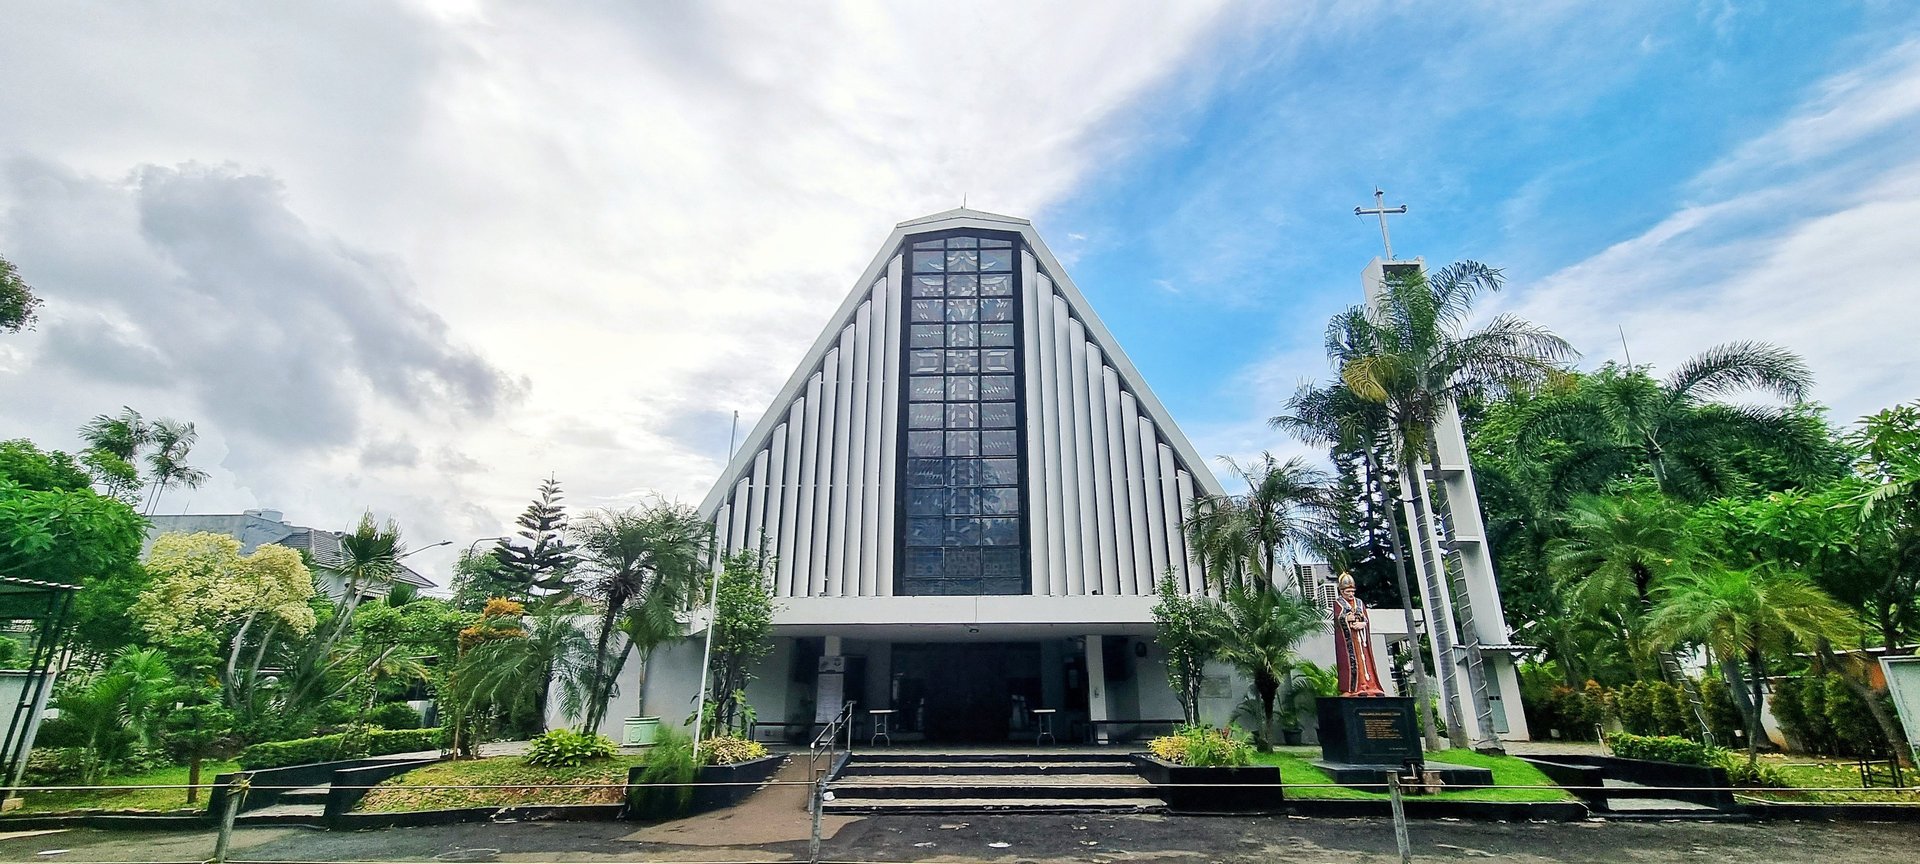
[[1, 771, 1915, 864]]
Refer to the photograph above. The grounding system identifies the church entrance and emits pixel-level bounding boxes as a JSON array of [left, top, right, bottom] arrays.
[[890, 642, 1043, 743]]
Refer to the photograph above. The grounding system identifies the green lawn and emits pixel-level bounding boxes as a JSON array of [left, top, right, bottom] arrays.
[[353, 755, 647, 813], [1248, 747, 1575, 802], [12, 761, 241, 814], [1735, 754, 1920, 804]]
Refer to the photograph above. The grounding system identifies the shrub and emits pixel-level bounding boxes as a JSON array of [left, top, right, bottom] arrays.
[[1609, 681, 1694, 738], [237, 727, 442, 769], [1718, 755, 1787, 788], [22, 747, 91, 785], [31, 716, 86, 749], [1145, 725, 1252, 767], [526, 728, 618, 768], [367, 702, 423, 730], [1700, 675, 1744, 745], [1607, 731, 1719, 766], [632, 727, 698, 817], [1769, 671, 1893, 756], [1523, 680, 1606, 741], [700, 735, 768, 766]]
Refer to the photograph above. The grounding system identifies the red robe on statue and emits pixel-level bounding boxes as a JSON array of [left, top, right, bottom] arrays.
[[1333, 593, 1387, 697]]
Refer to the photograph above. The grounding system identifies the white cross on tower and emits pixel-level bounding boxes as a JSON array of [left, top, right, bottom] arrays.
[[1354, 187, 1409, 261]]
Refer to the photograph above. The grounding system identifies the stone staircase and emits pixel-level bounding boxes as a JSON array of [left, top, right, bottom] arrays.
[[237, 784, 328, 820], [823, 751, 1165, 815]]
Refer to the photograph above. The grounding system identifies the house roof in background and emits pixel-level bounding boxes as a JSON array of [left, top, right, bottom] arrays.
[[145, 512, 435, 588]]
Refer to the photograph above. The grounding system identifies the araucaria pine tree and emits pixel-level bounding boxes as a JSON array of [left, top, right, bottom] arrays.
[[496, 477, 578, 600]]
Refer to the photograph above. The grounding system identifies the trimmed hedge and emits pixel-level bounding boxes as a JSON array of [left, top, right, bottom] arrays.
[[1607, 731, 1717, 766], [239, 728, 441, 770]]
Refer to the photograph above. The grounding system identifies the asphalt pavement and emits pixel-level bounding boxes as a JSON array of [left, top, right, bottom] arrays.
[[3, 812, 1918, 863]]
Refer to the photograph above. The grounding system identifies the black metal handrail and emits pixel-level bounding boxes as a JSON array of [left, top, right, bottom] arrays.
[[808, 699, 857, 783]]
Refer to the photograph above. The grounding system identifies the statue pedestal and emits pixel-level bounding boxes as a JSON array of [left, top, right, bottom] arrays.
[[1314, 696, 1494, 789], [1316, 696, 1421, 766]]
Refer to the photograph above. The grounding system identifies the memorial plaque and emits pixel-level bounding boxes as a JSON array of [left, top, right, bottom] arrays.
[[1316, 695, 1421, 765]]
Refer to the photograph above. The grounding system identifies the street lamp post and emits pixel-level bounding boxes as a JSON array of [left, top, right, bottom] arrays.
[[397, 540, 453, 561]]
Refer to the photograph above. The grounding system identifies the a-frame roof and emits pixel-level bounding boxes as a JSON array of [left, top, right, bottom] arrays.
[[699, 209, 1225, 516]]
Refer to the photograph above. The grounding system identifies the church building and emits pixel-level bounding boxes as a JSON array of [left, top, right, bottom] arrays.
[[627, 208, 1426, 744]]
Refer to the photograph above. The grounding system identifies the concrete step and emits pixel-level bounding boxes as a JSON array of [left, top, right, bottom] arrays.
[[823, 796, 1167, 815], [236, 802, 325, 822], [830, 775, 1160, 801], [842, 760, 1135, 777], [849, 751, 1125, 764], [275, 785, 332, 805]]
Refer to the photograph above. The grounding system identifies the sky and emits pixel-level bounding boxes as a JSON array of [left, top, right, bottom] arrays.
[[3, 1, 1918, 586]]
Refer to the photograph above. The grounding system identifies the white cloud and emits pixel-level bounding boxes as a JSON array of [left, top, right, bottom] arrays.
[[0, 0, 1248, 582], [1495, 38, 1920, 424]]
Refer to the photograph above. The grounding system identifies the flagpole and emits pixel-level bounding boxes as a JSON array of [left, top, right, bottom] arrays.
[[691, 411, 739, 755]]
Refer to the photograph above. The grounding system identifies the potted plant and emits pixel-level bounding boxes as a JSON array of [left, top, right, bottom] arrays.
[[1278, 660, 1337, 745], [623, 715, 662, 746]]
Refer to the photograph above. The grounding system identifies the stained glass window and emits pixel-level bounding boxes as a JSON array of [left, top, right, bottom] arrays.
[[898, 231, 1028, 596]]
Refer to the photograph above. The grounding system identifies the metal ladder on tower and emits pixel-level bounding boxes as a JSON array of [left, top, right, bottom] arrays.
[[1402, 472, 1469, 745], [1423, 469, 1500, 751], [1658, 650, 1716, 747]]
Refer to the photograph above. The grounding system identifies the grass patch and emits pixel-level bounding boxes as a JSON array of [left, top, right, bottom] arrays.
[[1735, 754, 1920, 804], [1248, 746, 1575, 802], [13, 761, 241, 814], [353, 755, 646, 813]]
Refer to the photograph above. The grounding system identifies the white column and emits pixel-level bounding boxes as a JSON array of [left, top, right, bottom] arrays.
[[1101, 368, 1136, 595], [1176, 470, 1202, 596], [711, 507, 729, 573], [764, 424, 788, 569], [876, 256, 903, 597], [860, 280, 889, 597], [809, 353, 838, 597], [1119, 393, 1153, 595], [1020, 254, 1052, 595], [826, 330, 855, 597], [841, 302, 872, 597], [1139, 419, 1171, 585], [1034, 278, 1068, 597], [728, 478, 750, 554], [747, 449, 770, 564], [1085, 348, 1120, 596], [1158, 445, 1191, 593], [1085, 635, 1110, 742], [777, 403, 805, 597], [1066, 318, 1097, 596]]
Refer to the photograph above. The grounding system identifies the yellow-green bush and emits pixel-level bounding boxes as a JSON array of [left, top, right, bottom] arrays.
[[701, 735, 768, 765]]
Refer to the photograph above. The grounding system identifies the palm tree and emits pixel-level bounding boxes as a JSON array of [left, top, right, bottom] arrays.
[[570, 502, 708, 733], [1276, 376, 1446, 751], [1339, 260, 1576, 747], [1646, 566, 1856, 762], [456, 608, 593, 737], [1516, 345, 1818, 503], [1549, 491, 1695, 671], [1185, 454, 1334, 594], [77, 407, 149, 502], [1208, 584, 1324, 751], [142, 418, 208, 515]]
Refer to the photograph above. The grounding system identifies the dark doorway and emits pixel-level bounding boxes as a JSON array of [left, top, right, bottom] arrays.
[[891, 642, 1042, 742]]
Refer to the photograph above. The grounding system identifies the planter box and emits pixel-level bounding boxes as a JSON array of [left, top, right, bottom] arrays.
[[324, 758, 442, 824], [329, 803, 625, 830], [210, 756, 435, 815], [625, 754, 785, 820], [623, 716, 662, 746], [1535, 754, 1736, 809], [1519, 757, 1609, 810], [1131, 754, 1283, 813]]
